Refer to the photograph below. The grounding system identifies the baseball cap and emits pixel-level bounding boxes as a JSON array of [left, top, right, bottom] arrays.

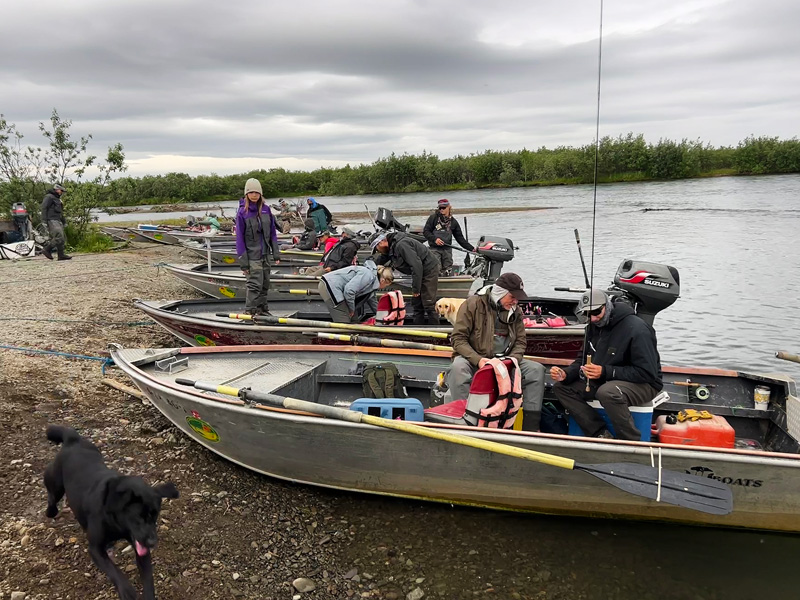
[[370, 232, 387, 250], [579, 288, 608, 313], [494, 272, 526, 300], [53, 184, 66, 192], [342, 226, 356, 237], [437, 198, 450, 208]]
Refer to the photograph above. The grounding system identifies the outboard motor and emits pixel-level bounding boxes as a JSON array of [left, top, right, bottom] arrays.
[[474, 235, 515, 282], [373, 207, 408, 232], [2, 203, 31, 242], [608, 259, 680, 326]]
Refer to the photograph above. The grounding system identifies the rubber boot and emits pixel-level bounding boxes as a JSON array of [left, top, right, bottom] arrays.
[[42, 246, 53, 260], [520, 410, 541, 433]]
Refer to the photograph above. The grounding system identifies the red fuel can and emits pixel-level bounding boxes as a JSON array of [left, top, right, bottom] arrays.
[[652, 415, 735, 449]]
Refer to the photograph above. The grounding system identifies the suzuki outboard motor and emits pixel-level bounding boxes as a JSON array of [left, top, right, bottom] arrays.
[[474, 235, 515, 282], [608, 259, 680, 326], [373, 207, 408, 232]]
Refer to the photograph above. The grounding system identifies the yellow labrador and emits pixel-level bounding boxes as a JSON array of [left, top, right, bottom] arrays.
[[435, 297, 466, 325]]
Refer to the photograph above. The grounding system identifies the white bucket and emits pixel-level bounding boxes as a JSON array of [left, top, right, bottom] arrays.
[[754, 386, 770, 410]]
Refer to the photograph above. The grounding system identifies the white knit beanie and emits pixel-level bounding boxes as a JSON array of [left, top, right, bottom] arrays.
[[244, 178, 263, 196]]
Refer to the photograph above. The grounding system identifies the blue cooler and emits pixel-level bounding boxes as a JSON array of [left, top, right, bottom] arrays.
[[350, 398, 424, 422], [568, 400, 653, 441]]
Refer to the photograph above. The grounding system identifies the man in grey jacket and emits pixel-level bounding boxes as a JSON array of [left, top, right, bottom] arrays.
[[41, 184, 71, 260]]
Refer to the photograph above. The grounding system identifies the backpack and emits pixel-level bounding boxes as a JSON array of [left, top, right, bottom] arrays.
[[361, 363, 407, 399]]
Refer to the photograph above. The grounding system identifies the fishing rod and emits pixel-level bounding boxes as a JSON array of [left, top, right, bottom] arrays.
[[365, 203, 379, 231], [581, 0, 605, 392], [573, 229, 591, 288]]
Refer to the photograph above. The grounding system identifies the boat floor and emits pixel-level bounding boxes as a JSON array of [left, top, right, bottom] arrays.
[[121, 349, 328, 398]]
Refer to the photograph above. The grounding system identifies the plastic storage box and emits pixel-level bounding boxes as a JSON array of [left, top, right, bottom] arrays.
[[350, 398, 424, 422], [652, 414, 735, 448], [568, 400, 653, 441]]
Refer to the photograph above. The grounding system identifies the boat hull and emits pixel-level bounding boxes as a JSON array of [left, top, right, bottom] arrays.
[[111, 345, 800, 533], [162, 263, 477, 299], [135, 298, 589, 360]]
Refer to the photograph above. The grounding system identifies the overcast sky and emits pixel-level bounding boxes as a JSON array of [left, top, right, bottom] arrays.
[[2, 0, 798, 178]]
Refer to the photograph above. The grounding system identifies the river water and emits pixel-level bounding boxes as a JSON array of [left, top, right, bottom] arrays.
[[102, 174, 800, 598]]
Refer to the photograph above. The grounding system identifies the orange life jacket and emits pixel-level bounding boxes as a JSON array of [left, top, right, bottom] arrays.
[[463, 358, 523, 429], [375, 290, 406, 326]]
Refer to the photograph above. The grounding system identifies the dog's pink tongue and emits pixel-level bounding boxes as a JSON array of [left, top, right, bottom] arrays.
[[134, 541, 149, 557]]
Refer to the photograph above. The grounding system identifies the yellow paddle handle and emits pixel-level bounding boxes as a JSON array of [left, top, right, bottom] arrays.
[[216, 385, 241, 397], [361, 414, 575, 470]]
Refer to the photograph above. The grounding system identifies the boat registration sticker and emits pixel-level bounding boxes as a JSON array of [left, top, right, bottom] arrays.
[[194, 334, 216, 346], [186, 416, 220, 442], [154, 233, 163, 240], [223, 256, 235, 264], [219, 286, 236, 298]]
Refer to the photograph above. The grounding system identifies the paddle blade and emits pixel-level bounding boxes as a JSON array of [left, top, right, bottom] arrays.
[[577, 462, 733, 515]]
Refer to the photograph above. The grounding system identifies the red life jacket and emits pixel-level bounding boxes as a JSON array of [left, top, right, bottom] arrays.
[[423, 358, 523, 429], [375, 290, 406, 326], [463, 358, 523, 428]]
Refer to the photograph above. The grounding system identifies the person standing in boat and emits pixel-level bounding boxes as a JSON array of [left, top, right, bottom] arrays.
[[447, 273, 545, 432], [306, 197, 334, 233], [235, 178, 281, 316], [40, 183, 71, 260], [423, 199, 473, 276], [371, 231, 440, 325], [550, 289, 662, 441], [318, 259, 395, 323]]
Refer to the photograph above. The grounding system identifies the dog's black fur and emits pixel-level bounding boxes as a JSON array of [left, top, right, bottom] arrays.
[[44, 425, 179, 600]]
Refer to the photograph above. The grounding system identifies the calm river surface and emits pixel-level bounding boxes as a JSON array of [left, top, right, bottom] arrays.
[[104, 174, 800, 598]]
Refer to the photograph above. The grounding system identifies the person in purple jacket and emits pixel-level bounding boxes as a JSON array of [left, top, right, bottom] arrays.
[[235, 178, 281, 315]]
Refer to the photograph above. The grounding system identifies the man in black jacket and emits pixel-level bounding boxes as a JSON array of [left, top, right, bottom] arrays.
[[422, 199, 473, 276], [372, 231, 440, 325], [40, 184, 71, 260], [322, 227, 360, 272], [550, 289, 662, 440]]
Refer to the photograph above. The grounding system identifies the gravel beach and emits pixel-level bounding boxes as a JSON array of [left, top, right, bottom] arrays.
[[0, 243, 721, 600]]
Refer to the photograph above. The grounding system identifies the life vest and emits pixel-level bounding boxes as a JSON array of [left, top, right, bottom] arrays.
[[375, 290, 406, 326], [422, 358, 523, 429], [522, 316, 568, 328], [463, 358, 523, 429]]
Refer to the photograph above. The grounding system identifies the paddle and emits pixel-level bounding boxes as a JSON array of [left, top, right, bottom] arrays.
[[217, 313, 451, 339], [174, 378, 733, 515], [315, 332, 452, 352]]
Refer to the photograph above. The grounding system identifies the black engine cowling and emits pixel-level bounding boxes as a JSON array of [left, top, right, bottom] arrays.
[[608, 259, 681, 326]]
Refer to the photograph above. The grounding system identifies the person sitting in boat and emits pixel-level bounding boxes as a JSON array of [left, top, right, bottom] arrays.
[[196, 214, 221, 233], [423, 198, 473, 276], [276, 199, 294, 234], [318, 259, 395, 323], [371, 231, 440, 326], [303, 229, 341, 277], [280, 218, 318, 251], [550, 288, 662, 441], [447, 273, 545, 432], [306, 197, 334, 233], [235, 178, 281, 316], [321, 227, 360, 273]]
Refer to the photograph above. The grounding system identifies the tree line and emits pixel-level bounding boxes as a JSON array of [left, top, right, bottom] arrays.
[[2, 111, 799, 225]]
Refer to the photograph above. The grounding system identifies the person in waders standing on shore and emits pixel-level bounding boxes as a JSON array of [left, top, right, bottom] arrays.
[[235, 178, 281, 316], [40, 183, 71, 260], [423, 198, 473, 276]]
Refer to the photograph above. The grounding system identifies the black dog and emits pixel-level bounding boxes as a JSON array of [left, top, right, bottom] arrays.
[[44, 425, 179, 600]]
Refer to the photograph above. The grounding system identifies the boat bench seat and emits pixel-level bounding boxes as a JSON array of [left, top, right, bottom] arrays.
[[316, 373, 437, 389]]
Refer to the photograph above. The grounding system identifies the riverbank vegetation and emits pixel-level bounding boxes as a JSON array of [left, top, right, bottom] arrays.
[[1, 109, 799, 250]]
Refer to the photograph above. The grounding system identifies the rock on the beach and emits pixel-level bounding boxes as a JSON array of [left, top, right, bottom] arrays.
[[407, 588, 424, 600], [292, 577, 316, 593], [11, 592, 26, 600]]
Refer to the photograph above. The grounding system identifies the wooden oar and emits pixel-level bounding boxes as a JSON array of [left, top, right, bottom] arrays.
[[316, 332, 452, 352], [175, 378, 733, 515], [776, 351, 800, 365], [217, 313, 450, 339]]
